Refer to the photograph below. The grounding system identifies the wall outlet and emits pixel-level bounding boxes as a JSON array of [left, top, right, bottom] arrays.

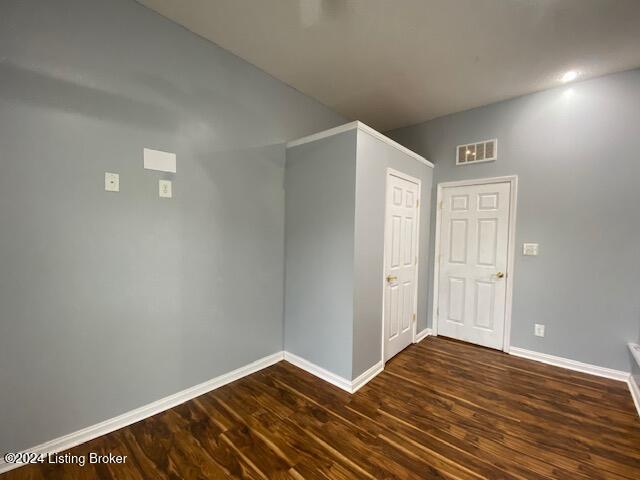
[[159, 179, 172, 198], [105, 172, 119, 192], [523, 243, 539, 256], [534, 324, 545, 337]]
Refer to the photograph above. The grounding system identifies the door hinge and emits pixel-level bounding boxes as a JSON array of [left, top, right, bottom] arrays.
[[412, 313, 416, 323], [416, 199, 419, 208], [438, 201, 443, 209]]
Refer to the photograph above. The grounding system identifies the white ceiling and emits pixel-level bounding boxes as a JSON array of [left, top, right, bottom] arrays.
[[138, 0, 640, 131]]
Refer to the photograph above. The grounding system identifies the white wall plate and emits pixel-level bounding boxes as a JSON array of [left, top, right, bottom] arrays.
[[159, 180, 172, 198], [105, 172, 119, 192]]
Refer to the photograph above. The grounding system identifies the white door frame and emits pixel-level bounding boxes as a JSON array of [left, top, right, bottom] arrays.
[[381, 168, 422, 364], [432, 175, 518, 352]]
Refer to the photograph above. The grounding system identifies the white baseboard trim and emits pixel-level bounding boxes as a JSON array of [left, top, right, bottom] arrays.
[[284, 351, 352, 392], [509, 347, 629, 382], [0, 351, 284, 475], [628, 375, 640, 417], [415, 328, 433, 343], [351, 361, 384, 393], [283, 351, 383, 394]]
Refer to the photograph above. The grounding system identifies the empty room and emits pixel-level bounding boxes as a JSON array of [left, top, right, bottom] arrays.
[[1, 0, 640, 478]]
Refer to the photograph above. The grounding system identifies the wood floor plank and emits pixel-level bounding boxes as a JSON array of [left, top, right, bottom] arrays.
[[3, 337, 639, 479]]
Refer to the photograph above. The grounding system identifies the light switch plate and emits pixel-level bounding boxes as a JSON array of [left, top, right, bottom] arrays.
[[105, 172, 119, 192], [159, 180, 172, 198], [523, 243, 539, 256], [534, 324, 545, 337]]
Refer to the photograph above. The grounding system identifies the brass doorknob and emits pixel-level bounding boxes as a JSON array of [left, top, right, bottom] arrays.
[[386, 275, 398, 283], [496, 272, 505, 278]]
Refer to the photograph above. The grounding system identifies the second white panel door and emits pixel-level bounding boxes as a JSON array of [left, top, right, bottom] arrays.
[[384, 172, 420, 362], [437, 181, 511, 350]]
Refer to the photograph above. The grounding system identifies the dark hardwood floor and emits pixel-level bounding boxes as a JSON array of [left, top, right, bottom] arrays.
[[3, 336, 639, 479]]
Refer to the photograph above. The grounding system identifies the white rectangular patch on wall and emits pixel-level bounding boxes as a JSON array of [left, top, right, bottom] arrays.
[[456, 139, 497, 166], [144, 148, 176, 173]]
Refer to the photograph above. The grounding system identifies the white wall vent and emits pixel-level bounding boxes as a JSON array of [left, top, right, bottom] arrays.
[[456, 139, 497, 165]]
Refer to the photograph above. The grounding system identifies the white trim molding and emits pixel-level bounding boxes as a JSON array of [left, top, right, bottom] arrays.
[[628, 342, 640, 368], [283, 351, 382, 394], [286, 121, 433, 168], [509, 347, 630, 382], [286, 121, 358, 148], [628, 374, 640, 418], [628, 343, 640, 416], [415, 328, 433, 343], [0, 351, 284, 475], [283, 351, 351, 391], [432, 175, 518, 353], [351, 361, 384, 394]]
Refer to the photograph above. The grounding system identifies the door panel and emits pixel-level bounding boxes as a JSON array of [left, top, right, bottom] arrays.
[[449, 219, 468, 264], [437, 182, 511, 350], [477, 219, 498, 266], [474, 280, 495, 329], [384, 172, 420, 362], [447, 277, 465, 323]]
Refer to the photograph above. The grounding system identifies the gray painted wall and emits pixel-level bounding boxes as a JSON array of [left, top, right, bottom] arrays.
[[0, 0, 346, 454], [388, 69, 640, 372], [353, 131, 433, 378], [284, 131, 357, 380]]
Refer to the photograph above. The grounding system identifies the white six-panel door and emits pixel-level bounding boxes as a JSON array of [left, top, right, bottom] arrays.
[[437, 181, 511, 350], [383, 171, 420, 362]]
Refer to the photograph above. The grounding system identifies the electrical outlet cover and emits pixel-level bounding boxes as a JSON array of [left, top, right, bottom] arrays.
[[105, 172, 119, 192], [159, 179, 172, 198]]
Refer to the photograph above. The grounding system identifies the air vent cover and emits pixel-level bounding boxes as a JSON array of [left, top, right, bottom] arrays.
[[456, 139, 497, 165]]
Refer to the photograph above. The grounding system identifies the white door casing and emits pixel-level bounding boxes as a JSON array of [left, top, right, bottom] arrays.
[[434, 177, 517, 350], [383, 169, 421, 362]]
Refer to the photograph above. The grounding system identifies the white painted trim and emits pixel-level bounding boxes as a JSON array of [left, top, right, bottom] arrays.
[[503, 177, 518, 353], [628, 343, 640, 368], [351, 361, 384, 393], [283, 351, 352, 392], [286, 121, 359, 148], [357, 122, 434, 167], [509, 348, 640, 419], [627, 343, 640, 417], [509, 347, 630, 382], [0, 351, 285, 475], [286, 121, 433, 168], [283, 352, 382, 394], [628, 374, 640, 417], [432, 175, 518, 354], [415, 328, 433, 343], [381, 168, 422, 365]]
